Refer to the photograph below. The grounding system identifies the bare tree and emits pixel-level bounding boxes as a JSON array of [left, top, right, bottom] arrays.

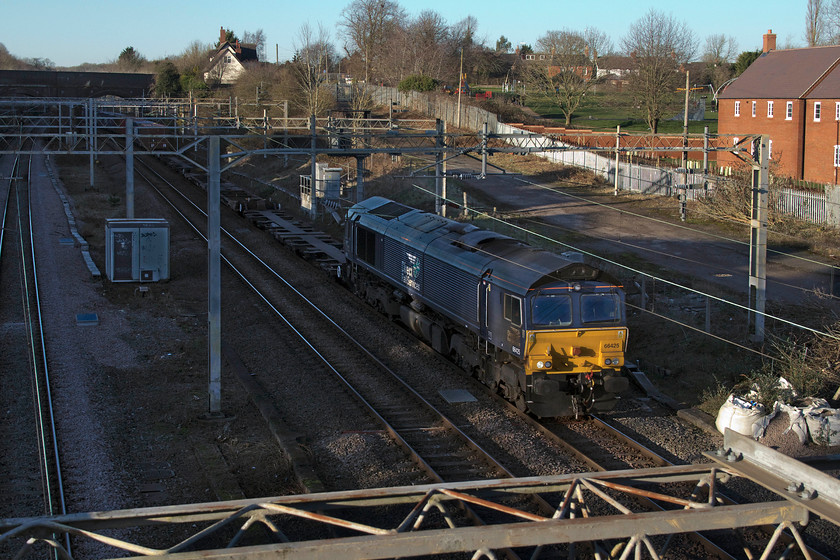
[[700, 34, 738, 92], [340, 0, 406, 84], [805, 0, 828, 46], [0, 43, 27, 70], [174, 40, 212, 75], [451, 15, 479, 48], [379, 9, 450, 86], [830, 0, 840, 43], [293, 23, 336, 116], [622, 9, 696, 133], [451, 15, 484, 83], [702, 34, 738, 64], [527, 29, 600, 126], [408, 10, 450, 78], [242, 29, 267, 61], [582, 27, 613, 62]]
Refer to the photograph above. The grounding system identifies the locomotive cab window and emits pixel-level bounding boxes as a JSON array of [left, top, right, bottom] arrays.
[[503, 294, 522, 326], [356, 225, 377, 265], [531, 294, 572, 327], [581, 293, 620, 324]]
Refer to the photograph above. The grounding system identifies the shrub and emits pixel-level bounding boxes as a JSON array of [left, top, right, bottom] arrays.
[[398, 75, 438, 93]]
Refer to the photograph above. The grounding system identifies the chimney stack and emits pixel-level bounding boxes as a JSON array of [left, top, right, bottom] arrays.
[[220, 26, 226, 44], [763, 29, 776, 53]]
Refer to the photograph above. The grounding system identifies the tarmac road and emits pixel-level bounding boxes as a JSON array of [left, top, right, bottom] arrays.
[[444, 157, 835, 310]]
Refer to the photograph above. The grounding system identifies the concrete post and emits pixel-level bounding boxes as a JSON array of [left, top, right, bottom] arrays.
[[356, 156, 365, 202], [207, 136, 222, 415], [126, 117, 134, 219], [614, 125, 620, 195], [481, 121, 488, 178], [88, 98, 95, 188], [310, 115, 318, 220], [748, 135, 769, 343], [435, 119, 444, 216]]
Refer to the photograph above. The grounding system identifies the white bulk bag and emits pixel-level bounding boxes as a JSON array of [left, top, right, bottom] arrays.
[[716, 395, 771, 439], [804, 403, 840, 446]]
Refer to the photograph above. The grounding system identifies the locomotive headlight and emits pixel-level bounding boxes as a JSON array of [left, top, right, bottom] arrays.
[[604, 358, 613, 365], [544, 360, 552, 369], [537, 361, 545, 369]]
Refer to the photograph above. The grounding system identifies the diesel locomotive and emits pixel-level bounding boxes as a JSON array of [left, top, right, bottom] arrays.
[[343, 196, 629, 417]]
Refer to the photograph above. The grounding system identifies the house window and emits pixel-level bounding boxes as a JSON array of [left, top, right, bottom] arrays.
[[224, 55, 232, 64], [734, 101, 740, 116], [768, 139, 773, 159], [786, 101, 793, 120], [751, 101, 756, 117], [835, 145, 840, 167], [815, 102, 822, 122], [767, 101, 774, 118], [836, 101, 840, 120], [503, 294, 522, 327]]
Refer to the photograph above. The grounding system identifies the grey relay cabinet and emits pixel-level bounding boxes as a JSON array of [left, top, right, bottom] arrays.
[[105, 219, 170, 282]]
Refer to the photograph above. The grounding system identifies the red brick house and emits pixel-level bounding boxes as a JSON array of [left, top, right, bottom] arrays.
[[718, 31, 840, 184]]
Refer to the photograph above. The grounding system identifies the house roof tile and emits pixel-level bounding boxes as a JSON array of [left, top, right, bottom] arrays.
[[720, 45, 840, 100]]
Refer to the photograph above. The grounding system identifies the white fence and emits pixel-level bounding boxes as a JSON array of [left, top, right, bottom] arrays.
[[368, 86, 840, 226]]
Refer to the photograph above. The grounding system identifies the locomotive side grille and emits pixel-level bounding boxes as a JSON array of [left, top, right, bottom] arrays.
[[382, 238, 422, 292], [425, 255, 479, 324]]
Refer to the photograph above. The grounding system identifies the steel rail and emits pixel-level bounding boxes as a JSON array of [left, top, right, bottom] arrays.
[[134, 159, 510, 478], [26, 152, 68, 526], [6, 149, 69, 557], [128, 152, 826, 559], [131, 157, 561, 557]]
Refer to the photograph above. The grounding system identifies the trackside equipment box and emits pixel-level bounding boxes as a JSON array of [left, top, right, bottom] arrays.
[[105, 219, 170, 282]]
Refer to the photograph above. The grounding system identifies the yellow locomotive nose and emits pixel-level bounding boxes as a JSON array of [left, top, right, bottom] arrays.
[[526, 328, 626, 375]]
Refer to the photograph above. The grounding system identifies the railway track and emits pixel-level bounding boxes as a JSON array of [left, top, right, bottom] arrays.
[[130, 154, 592, 557], [0, 152, 69, 555], [116, 151, 836, 559], [135, 153, 770, 559], [134, 156, 518, 484]]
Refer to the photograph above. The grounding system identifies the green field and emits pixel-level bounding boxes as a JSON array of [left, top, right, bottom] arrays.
[[485, 88, 718, 134]]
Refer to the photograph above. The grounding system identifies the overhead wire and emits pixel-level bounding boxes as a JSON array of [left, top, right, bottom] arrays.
[[513, 175, 838, 273], [510, 212, 830, 300], [408, 182, 837, 340]]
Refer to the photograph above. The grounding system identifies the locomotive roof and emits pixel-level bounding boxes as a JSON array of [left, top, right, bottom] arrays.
[[349, 197, 616, 295]]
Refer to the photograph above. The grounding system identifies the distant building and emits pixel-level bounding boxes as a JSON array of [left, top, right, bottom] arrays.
[[204, 27, 258, 85], [517, 48, 596, 81], [718, 30, 840, 184]]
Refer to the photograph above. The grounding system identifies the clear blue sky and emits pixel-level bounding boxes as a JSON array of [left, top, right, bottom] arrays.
[[2, 0, 805, 68]]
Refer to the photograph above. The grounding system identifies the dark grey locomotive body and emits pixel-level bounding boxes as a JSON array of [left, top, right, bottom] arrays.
[[344, 196, 628, 417]]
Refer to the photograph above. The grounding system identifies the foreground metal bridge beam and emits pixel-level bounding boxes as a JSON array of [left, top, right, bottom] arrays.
[[1, 432, 837, 560]]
